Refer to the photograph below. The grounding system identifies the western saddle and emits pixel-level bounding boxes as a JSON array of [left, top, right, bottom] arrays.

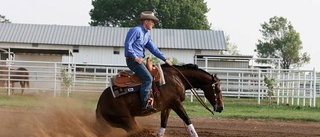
[[112, 57, 163, 107], [113, 57, 161, 88]]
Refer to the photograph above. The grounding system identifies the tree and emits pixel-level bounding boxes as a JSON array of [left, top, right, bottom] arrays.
[[156, 0, 210, 29], [0, 14, 11, 23], [254, 16, 310, 69], [264, 75, 275, 107], [149, 55, 179, 65], [220, 35, 240, 55], [89, 0, 210, 29]]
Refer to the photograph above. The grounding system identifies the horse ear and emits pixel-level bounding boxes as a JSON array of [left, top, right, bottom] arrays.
[[213, 74, 220, 81]]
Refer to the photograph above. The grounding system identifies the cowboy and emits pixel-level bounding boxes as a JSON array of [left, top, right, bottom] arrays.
[[124, 11, 173, 113]]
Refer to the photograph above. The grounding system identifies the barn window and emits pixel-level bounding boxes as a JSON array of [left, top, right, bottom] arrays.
[[32, 43, 38, 47], [113, 47, 120, 54], [73, 45, 79, 53]]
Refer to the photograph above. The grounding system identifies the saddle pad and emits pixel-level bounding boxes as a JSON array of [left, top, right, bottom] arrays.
[[109, 77, 140, 98], [156, 63, 166, 85]]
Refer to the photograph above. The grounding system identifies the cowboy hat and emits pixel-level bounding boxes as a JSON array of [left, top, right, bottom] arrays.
[[137, 11, 159, 22]]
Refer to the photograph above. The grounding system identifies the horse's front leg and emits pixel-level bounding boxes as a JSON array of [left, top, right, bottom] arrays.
[[172, 102, 198, 137], [158, 109, 171, 137], [20, 81, 25, 95]]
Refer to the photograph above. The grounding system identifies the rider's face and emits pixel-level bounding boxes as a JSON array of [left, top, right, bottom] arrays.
[[144, 20, 155, 30]]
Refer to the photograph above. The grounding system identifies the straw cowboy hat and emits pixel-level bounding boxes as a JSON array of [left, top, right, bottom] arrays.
[[137, 11, 159, 22]]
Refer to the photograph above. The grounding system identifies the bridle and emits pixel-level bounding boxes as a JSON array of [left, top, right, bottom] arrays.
[[212, 75, 223, 102], [171, 66, 216, 115]]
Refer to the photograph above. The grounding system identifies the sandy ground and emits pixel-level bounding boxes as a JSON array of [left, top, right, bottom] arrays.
[[1, 103, 320, 137]]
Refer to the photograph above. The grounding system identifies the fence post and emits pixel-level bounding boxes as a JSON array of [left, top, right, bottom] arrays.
[[291, 73, 295, 105], [54, 63, 57, 97], [71, 64, 76, 97], [303, 72, 306, 106], [313, 68, 317, 107], [258, 69, 261, 104], [7, 65, 11, 95], [297, 72, 300, 106], [238, 73, 241, 98], [276, 69, 280, 105], [190, 90, 194, 102]]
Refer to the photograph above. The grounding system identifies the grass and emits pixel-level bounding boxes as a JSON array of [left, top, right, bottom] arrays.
[[183, 97, 320, 122], [1, 91, 320, 122]]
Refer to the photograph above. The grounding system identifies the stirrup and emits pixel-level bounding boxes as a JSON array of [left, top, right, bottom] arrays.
[[142, 105, 157, 113]]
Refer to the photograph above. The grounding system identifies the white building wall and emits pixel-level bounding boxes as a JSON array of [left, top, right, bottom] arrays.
[[157, 49, 220, 64], [201, 50, 220, 55], [155, 49, 195, 64], [39, 44, 72, 50], [1, 43, 222, 66], [66, 46, 221, 65], [0, 43, 65, 62], [0, 43, 30, 47], [15, 54, 62, 62], [0, 43, 72, 51], [70, 46, 125, 65]]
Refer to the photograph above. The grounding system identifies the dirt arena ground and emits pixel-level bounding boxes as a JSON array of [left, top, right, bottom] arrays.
[[1, 103, 320, 137]]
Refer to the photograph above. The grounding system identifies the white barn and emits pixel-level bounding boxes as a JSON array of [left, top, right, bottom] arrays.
[[0, 23, 226, 65]]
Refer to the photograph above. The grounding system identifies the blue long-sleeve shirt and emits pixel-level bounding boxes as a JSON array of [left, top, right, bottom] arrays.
[[124, 25, 166, 61]]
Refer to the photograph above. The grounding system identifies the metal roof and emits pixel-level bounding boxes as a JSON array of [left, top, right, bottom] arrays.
[[0, 23, 226, 50]]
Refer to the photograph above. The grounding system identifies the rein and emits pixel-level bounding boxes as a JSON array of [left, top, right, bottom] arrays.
[[170, 66, 215, 115]]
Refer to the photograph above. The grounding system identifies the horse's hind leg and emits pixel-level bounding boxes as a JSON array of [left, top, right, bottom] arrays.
[[113, 116, 139, 132], [98, 109, 140, 134], [94, 108, 112, 136], [20, 82, 25, 96], [172, 102, 198, 137]]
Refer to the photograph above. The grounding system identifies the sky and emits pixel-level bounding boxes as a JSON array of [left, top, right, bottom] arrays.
[[1, 0, 319, 71]]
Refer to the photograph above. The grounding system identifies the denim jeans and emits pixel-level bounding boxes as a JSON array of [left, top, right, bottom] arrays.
[[126, 58, 152, 109]]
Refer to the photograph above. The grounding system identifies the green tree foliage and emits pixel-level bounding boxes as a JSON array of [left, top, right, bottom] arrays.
[[220, 35, 240, 55], [255, 16, 310, 69], [89, 0, 210, 29], [0, 14, 11, 23], [61, 69, 73, 89], [264, 75, 275, 106], [150, 56, 179, 65]]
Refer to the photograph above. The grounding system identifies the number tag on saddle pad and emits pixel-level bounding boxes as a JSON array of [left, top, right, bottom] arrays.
[[109, 77, 141, 98]]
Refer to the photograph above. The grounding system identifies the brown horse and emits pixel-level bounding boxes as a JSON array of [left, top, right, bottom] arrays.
[[8, 67, 30, 95], [95, 64, 223, 136]]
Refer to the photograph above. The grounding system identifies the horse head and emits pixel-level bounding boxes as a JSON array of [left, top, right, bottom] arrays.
[[212, 74, 224, 113], [168, 64, 224, 114]]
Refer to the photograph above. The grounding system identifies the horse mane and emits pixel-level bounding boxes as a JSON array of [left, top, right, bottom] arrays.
[[161, 63, 212, 76]]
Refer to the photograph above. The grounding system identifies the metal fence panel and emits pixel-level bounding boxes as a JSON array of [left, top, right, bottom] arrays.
[[0, 60, 318, 107]]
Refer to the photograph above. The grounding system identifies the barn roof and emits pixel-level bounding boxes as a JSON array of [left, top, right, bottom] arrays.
[[0, 23, 226, 50]]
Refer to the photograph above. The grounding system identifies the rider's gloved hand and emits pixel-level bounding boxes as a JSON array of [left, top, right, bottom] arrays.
[[164, 59, 173, 66]]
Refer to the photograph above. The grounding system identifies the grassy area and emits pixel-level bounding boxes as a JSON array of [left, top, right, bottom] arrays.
[[184, 97, 320, 122], [1, 92, 320, 122]]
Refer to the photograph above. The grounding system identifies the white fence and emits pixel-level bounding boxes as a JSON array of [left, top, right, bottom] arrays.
[[0, 60, 318, 107], [202, 67, 318, 107]]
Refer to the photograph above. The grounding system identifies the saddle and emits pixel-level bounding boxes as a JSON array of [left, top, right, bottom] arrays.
[[113, 58, 161, 88], [109, 57, 165, 112]]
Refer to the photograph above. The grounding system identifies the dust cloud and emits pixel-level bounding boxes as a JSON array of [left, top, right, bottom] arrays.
[[0, 98, 128, 137]]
